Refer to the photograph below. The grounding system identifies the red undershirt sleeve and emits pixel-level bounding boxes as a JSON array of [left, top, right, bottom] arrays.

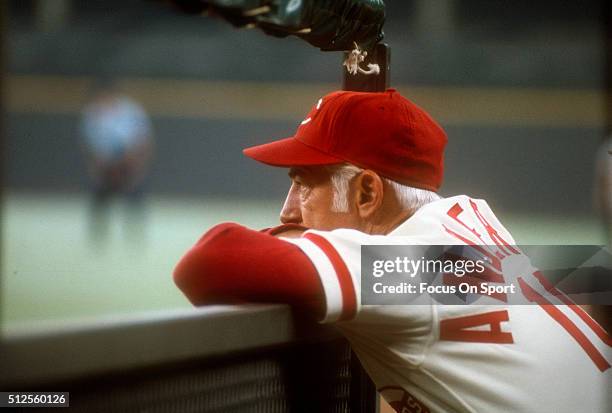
[[173, 222, 325, 319]]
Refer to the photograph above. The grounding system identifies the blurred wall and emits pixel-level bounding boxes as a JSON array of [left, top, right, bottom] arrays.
[[4, 0, 607, 215]]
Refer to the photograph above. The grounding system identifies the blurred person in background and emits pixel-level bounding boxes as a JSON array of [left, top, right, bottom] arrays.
[[80, 79, 154, 245]]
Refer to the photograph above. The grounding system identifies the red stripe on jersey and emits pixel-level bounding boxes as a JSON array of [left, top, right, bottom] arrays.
[[531, 271, 611, 346], [518, 278, 610, 372], [304, 232, 357, 321]]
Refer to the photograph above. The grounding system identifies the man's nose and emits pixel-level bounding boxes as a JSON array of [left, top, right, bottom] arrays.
[[280, 186, 302, 224]]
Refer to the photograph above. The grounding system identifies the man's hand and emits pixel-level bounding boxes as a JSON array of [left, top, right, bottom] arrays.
[[263, 223, 308, 238], [274, 228, 305, 238]]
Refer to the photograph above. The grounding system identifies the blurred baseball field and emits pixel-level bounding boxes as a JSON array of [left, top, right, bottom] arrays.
[[2, 192, 605, 331]]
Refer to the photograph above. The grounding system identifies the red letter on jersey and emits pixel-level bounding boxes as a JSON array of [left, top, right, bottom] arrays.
[[440, 310, 514, 344], [469, 200, 520, 257]]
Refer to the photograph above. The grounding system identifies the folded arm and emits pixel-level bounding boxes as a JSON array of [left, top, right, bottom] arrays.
[[173, 223, 324, 319]]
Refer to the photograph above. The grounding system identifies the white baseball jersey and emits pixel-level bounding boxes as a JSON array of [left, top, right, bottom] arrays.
[[283, 195, 611, 413]]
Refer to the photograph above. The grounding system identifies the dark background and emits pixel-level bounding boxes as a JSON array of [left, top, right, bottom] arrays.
[[4, 0, 608, 216]]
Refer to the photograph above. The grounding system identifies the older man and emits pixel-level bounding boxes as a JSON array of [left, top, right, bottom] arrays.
[[174, 89, 610, 412]]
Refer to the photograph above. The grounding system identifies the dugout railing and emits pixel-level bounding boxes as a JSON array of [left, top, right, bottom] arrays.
[[0, 305, 377, 412]]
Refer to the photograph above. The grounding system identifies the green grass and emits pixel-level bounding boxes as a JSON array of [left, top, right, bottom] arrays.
[[1, 193, 281, 331], [1, 193, 605, 332]]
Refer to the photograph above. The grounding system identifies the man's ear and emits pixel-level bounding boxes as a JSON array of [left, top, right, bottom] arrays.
[[353, 170, 384, 219]]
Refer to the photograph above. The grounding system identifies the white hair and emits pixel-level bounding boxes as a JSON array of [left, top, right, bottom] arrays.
[[326, 164, 441, 213]]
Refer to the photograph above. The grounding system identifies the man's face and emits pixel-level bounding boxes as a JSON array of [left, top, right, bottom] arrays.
[[280, 166, 357, 231]]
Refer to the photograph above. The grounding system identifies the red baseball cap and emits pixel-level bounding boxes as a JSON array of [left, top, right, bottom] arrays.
[[243, 89, 447, 192]]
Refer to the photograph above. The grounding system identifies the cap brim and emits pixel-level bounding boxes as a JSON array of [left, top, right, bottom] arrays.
[[243, 137, 343, 167]]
